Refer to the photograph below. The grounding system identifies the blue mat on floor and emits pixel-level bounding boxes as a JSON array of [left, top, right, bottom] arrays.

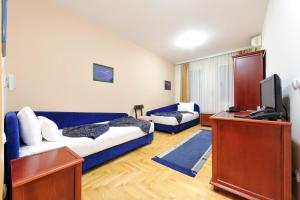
[[152, 130, 212, 177]]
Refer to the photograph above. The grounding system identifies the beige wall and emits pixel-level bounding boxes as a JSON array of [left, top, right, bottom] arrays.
[[262, 0, 300, 199], [5, 0, 175, 114]]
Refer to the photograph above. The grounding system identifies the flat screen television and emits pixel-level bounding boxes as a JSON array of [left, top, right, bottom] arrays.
[[260, 74, 282, 113]]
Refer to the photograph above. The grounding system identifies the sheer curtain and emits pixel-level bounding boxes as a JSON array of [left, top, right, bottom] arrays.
[[189, 52, 237, 113]]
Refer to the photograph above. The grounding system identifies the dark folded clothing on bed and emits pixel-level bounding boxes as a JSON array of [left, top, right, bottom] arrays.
[[62, 116, 151, 139], [62, 123, 109, 139], [153, 111, 194, 124], [109, 116, 151, 134]]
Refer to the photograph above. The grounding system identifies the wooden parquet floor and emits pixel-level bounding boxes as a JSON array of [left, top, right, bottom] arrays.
[[82, 125, 241, 200]]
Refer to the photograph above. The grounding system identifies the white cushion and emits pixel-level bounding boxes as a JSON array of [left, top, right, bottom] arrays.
[[38, 116, 60, 142], [17, 107, 42, 145], [177, 102, 194, 112]]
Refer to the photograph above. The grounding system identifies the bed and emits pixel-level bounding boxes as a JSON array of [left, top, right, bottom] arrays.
[[146, 103, 200, 133], [4, 111, 154, 196]]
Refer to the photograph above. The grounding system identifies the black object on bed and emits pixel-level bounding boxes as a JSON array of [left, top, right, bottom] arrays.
[[62, 123, 109, 139], [109, 116, 151, 134], [62, 116, 151, 139], [153, 111, 194, 124]]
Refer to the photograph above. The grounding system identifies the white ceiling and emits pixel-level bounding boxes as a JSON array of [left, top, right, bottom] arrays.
[[54, 0, 269, 63]]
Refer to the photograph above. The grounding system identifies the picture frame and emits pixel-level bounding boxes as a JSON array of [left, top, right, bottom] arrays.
[[2, 0, 7, 57], [165, 80, 171, 90], [93, 63, 114, 83]]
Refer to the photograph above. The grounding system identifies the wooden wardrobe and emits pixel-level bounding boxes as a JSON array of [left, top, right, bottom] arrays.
[[233, 50, 265, 111]]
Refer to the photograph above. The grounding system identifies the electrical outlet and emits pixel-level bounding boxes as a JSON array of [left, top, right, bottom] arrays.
[[294, 169, 300, 183], [292, 78, 300, 90], [2, 74, 7, 88]]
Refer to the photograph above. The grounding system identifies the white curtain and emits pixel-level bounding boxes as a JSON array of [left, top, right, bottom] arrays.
[[189, 52, 237, 113]]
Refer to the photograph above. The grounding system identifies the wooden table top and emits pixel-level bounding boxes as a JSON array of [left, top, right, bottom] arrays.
[[11, 147, 83, 188], [210, 111, 291, 126], [200, 112, 215, 115]]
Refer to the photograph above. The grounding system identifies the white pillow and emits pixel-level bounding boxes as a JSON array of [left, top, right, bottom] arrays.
[[17, 107, 42, 145], [38, 116, 60, 142], [177, 102, 194, 112]]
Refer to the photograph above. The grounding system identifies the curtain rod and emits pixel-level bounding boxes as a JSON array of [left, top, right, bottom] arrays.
[[175, 46, 252, 65]]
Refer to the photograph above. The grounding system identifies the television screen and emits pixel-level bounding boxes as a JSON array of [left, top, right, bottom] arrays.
[[260, 74, 282, 112], [261, 77, 275, 108], [93, 63, 114, 83]]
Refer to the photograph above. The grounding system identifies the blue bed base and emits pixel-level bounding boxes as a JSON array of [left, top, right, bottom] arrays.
[[4, 111, 153, 198], [83, 133, 153, 171], [146, 103, 200, 133]]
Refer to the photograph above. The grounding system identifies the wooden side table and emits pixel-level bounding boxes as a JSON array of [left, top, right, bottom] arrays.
[[11, 147, 83, 200], [210, 111, 291, 199], [200, 112, 214, 126]]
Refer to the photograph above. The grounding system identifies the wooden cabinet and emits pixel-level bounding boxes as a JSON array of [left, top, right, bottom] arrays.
[[200, 112, 214, 126], [233, 51, 265, 111], [210, 112, 291, 200], [11, 147, 83, 200]]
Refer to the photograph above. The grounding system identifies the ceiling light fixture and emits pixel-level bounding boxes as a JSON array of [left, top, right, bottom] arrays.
[[175, 31, 208, 49]]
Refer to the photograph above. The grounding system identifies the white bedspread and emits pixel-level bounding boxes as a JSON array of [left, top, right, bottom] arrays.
[[19, 122, 154, 158], [151, 112, 199, 126]]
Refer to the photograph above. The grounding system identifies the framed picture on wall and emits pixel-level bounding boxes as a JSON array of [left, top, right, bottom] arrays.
[[165, 80, 171, 90], [2, 0, 8, 57], [93, 63, 114, 83]]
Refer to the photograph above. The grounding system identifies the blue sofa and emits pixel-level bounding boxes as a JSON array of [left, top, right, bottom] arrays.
[[146, 103, 200, 133], [4, 111, 154, 197]]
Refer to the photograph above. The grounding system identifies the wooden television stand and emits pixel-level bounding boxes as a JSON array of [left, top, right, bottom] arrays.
[[210, 111, 291, 200]]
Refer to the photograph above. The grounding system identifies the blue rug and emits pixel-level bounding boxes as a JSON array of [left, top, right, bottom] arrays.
[[152, 130, 212, 177]]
